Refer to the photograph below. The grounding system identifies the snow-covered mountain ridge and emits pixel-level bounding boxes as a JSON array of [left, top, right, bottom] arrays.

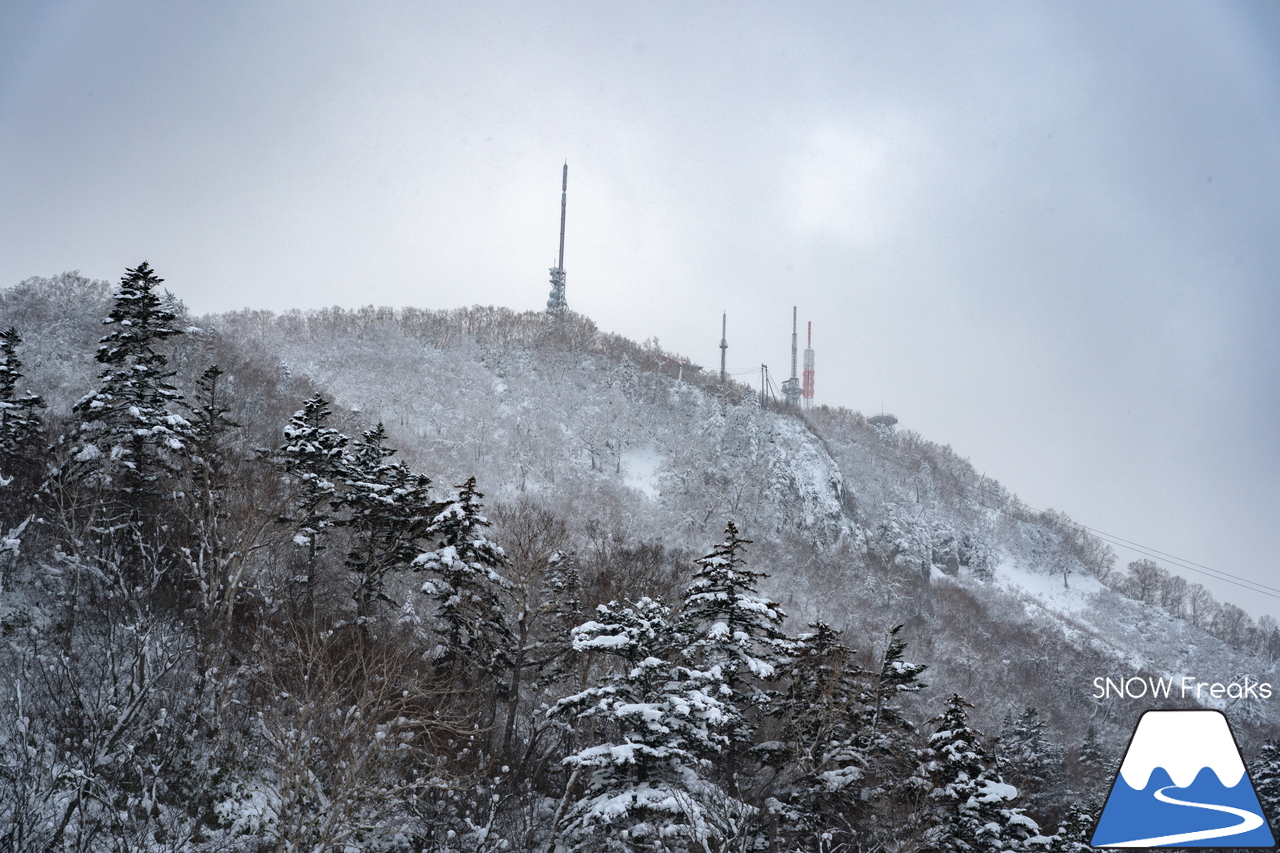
[[195, 304, 1280, 747], [4, 277, 1278, 767]]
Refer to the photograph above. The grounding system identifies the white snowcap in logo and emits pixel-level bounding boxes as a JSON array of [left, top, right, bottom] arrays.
[[1119, 710, 1246, 790]]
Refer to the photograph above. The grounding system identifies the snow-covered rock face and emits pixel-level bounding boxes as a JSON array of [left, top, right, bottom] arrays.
[[1119, 710, 1246, 790], [757, 412, 848, 541]]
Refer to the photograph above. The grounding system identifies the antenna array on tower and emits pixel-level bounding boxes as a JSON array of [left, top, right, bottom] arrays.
[[546, 163, 569, 317]]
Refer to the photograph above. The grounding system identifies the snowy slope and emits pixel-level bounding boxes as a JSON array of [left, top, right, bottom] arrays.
[[200, 305, 1280, 747], [7, 284, 1277, 759]]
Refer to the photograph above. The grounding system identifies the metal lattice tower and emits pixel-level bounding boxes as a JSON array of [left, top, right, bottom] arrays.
[[719, 313, 728, 383], [781, 306, 802, 407], [547, 163, 569, 317], [802, 321, 814, 408]]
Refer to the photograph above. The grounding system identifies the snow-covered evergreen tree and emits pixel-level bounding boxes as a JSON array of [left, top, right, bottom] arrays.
[[415, 477, 512, 675], [679, 521, 787, 804], [922, 695, 984, 796], [543, 549, 584, 662], [997, 706, 1063, 812], [682, 522, 787, 674], [0, 328, 44, 582], [0, 327, 46, 483], [1042, 800, 1098, 853], [850, 624, 928, 795], [64, 262, 191, 501], [776, 621, 867, 777], [680, 521, 786, 732], [552, 597, 733, 853], [1075, 724, 1107, 791], [769, 620, 874, 852], [276, 394, 351, 607], [1253, 740, 1280, 823], [339, 423, 434, 617], [921, 693, 1040, 853], [43, 263, 192, 593], [178, 365, 245, 614], [184, 366, 238, 478], [920, 693, 987, 852]]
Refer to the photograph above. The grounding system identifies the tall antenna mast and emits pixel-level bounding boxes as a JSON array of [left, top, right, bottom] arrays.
[[782, 305, 802, 407], [802, 320, 814, 409], [790, 307, 798, 382], [558, 162, 568, 270], [719, 313, 727, 383], [547, 163, 569, 317]]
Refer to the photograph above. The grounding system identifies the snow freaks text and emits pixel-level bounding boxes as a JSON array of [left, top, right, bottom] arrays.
[[1092, 676, 1273, 700]]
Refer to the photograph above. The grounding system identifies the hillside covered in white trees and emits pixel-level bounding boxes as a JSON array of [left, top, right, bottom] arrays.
[[2, 268, 1278, 853]]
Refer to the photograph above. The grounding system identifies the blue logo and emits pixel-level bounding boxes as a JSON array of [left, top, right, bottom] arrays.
[[1092, 710, 1275, 847]]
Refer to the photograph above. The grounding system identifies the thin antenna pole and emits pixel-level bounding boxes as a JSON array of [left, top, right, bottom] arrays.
[[720, 313, 727, 383], [782, 305, 802, 407], [558, 162, 568, 270], [790, 306, 798, 382], [803, 320, 814, 408]]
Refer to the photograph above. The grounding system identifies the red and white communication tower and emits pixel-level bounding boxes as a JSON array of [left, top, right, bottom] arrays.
[[802, 321, 815, 408]]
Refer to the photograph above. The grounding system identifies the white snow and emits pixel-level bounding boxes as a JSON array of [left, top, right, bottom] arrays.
[[73, 444, 102, 462], [991, 556, 1105, 618], [977, 779, 1019, 803], [621, 446, 664, 498]]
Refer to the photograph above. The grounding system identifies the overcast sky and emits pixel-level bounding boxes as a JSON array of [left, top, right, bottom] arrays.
[[3, 1, 1278, 616]]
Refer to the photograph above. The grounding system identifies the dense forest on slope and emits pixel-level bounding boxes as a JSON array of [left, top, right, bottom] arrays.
[[2, 267, 1278, 853]]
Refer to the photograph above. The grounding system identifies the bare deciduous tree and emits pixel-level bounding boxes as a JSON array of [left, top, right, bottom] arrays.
[[1125, 559, 1166, 606], [1186, 583, 1217, 629], [245, 621, 479, 853]]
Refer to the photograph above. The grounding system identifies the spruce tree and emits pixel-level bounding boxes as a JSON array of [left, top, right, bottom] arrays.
[[849, 624, 928, 798], [0, 328, 43, 592], [552, 597, 732, 853], [680, 523, 786, 726], [339, 423, 433, 617], [1253, 740, 1280, 823], [997, 706, 1063, 812], [1044, 800, 1098, 853], [276, 394, 350, 608], [1076, 724, 1107, 791], [65, 262, 191, 500], [922, 694, 986, 819], [185, 367, 238, 475], [50, 262, 192, 589], [0, 327, 45, 565], [0, 327, 46, 483], [416, 477, 511, 675], [679, 521, 787, 803], [770, 621, 874, 853], [921, 694, 1040, 853]]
